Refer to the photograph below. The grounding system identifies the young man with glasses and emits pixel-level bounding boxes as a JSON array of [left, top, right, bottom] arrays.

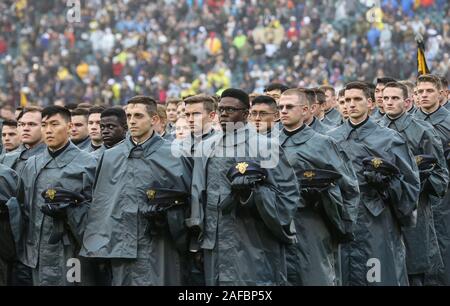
[[278, 88, 359, 285], [188, 88, 300, 285], [249, 95, 279, 135]]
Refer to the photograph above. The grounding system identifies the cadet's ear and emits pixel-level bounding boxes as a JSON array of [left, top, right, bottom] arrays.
[[208, 111, 216, 121], [404, 97, 412, 109], [150, 114, 160, 127], [273, 111, 280, 121], [367, 97, 374, 110], [301, 104, 309, 116]]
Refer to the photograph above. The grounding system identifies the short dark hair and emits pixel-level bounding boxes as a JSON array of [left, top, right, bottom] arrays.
[[71, 108, 89, 119], [299, 88, 318, 106], [264, 83, 289, 93], [221, 88, 250, 109], [65, 103, 78, 111], [1, 119, 18, 128], [345, 82, 372, 100], [376, 77, 397, 85], [127, 95, 157, 115], [312, 88, 326, 104], [77, 102, 92, 109], [184, 94, 216, 113], [383, 82, 408, 99], [251, 95, 277, 110], [417, 74, 442, 90], [338, 89, 345, 98], [42, 105, 71, 122], [101, 107, 127, 126], [365, 82, 376, 101], [88, 106, 106, 116]]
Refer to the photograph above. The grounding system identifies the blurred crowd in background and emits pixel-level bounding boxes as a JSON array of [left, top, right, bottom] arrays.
[[0, 0, 449, 110]]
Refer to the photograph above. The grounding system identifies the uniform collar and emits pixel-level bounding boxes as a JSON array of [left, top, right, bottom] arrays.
[[20, 142, 46, 160], [341, 116, 378, 140], [325, 107, 338, 117], [382, 111, 412, 132], [41, 141, 80, 168], [125, 131, 163, 158], [418, 106, 449, 125], [280, 124, 315, 146], [74, 136, 90, 148]]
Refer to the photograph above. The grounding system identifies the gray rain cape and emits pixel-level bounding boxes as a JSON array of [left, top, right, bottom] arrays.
[[328, 117, 420, 285], [9, 142, 96, 285], [0, 164, 18, 285], [379, 112, 448, 279], [74, 137, 91, 151], [187, 124, 300, 285], [0, 142, 45, 285], [322, 108, 342, 127], [308, 117, 331, 135], [80, 134, 192, 286], [414, 106, 450, 285], [0, 143, 46, 175], [280, 125, 360, 286]]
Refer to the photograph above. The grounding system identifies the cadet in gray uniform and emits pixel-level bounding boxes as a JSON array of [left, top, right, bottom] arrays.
[[0, 164, 18, 286], [320, 85, 342, 127], [81, 96, 192, 286], [248, 95, 279, 136], [279, 88, 360, 286], [92, 107, 128, 160], [188, 88, 300, 285], [302, 89, 331, 135], [70, 108, 91, 151], [9, 106, 97, 286], [414, 74, 450, 285], [0, 106, 45, 286], [328, 82, 420, 286], [371, 77, 397, 121], [86, 106, 105, 153], [379, 82, 448, 286]]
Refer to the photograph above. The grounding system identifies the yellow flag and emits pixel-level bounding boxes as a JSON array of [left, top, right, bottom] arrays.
[[20, 91, 27, 107], [417, 39, 430, 75]]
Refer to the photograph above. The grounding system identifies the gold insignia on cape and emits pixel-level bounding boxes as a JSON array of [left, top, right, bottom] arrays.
[[236, 162, 249, 174], [371, 158, 383, 169], [415, 156, 423, 165], [303, 171, 316, 179], [46, 189, 57, 201], [147, 189, 156, 200]]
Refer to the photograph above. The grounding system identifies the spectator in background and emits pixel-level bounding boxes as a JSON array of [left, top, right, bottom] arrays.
[[70, 108, 91, 151], [0, 0, 448, 110]]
